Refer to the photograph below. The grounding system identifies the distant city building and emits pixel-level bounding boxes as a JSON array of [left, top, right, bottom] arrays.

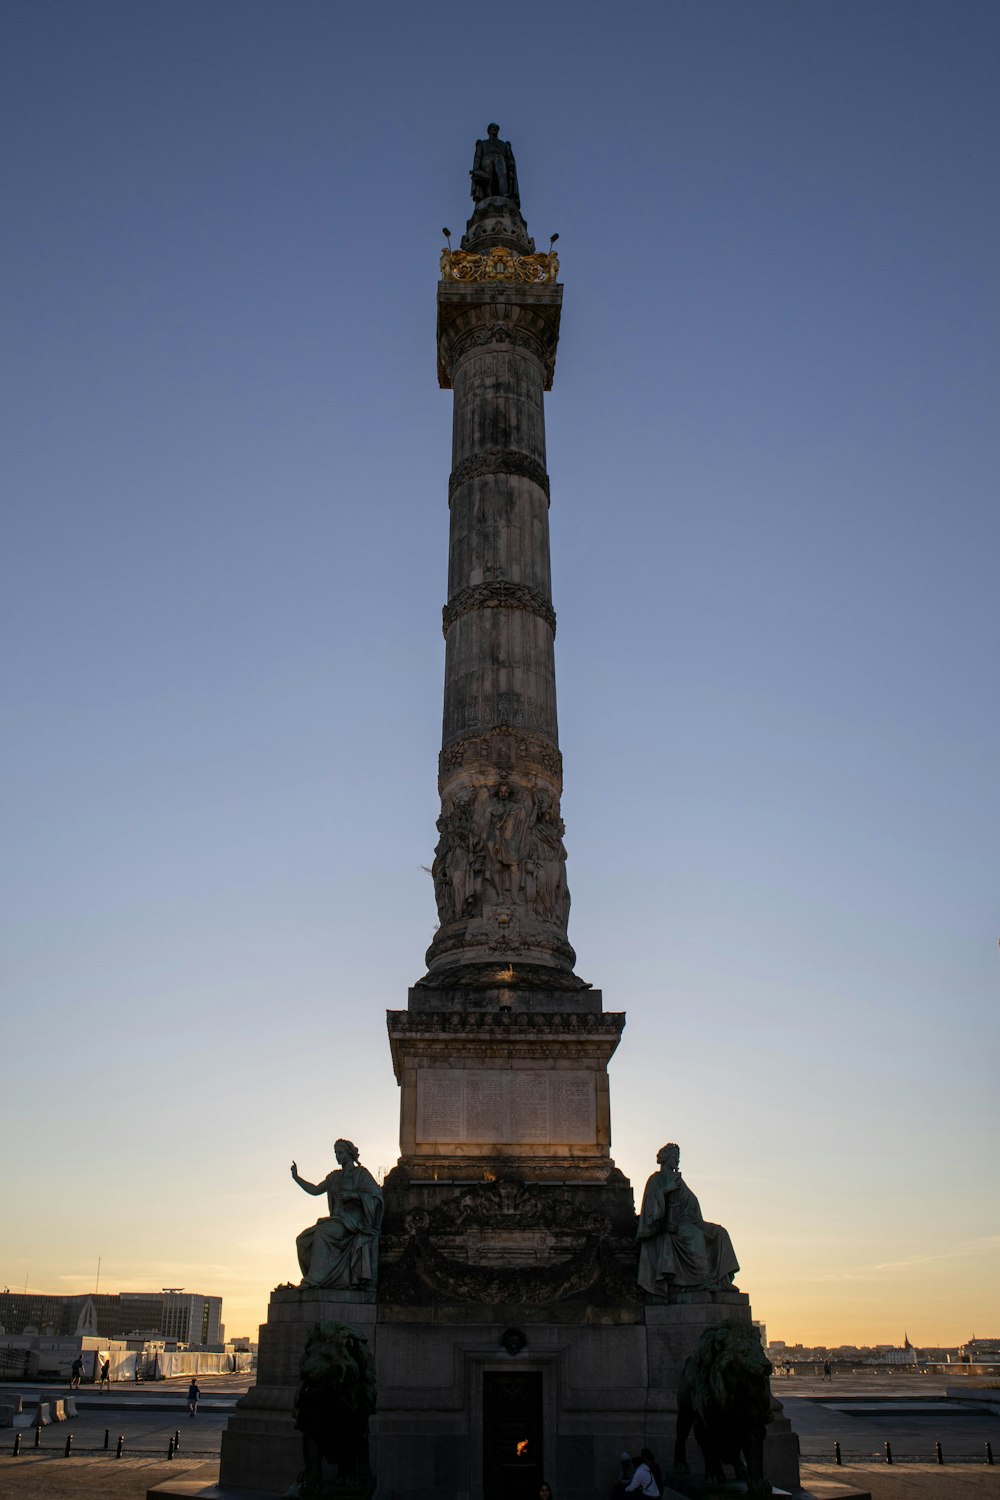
[[763, 1335, 980, 1366], [0, 1289, 222, 1346], [960, 1337, 1000, 1361]]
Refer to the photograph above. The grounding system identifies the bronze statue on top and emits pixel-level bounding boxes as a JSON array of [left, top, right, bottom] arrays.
[[470, 123, 520, 207]]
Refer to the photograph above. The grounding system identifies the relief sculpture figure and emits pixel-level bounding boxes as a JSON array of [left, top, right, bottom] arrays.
[[483, 781, 532, 903], [291, 1139, 383, 1290], [526, 791, 570, 923], [637, 1143, 739, 1296], [470, 123, 520, 207], [435, 781, 572, 925], [432, 793, 481, 922]]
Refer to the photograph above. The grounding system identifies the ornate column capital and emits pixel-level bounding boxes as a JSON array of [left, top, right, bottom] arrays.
[[436, 282, 563, 390]]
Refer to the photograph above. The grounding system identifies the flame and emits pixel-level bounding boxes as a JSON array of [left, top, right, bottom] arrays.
[[516, 1441, 529, 1458]]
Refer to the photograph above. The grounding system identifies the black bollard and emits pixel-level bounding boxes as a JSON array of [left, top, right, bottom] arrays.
[[834, 1441, 842, 1466], [987, 1442, 994, 1466], [116, 1434, 124, 1459], [174, 1427, 181, 1450], [936, 1440, 944, 1464], [168, 1436, 175, 1460], [884, 1441, 893, 1465], [64, 1433, 73, 1457], [12, 1433, 21, 1456], [33, 1425, 41, 1449], [104, 1427, 110, 1449]]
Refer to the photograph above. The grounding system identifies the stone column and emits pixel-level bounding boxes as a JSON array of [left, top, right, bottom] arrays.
[[424, 254, 578, 986]]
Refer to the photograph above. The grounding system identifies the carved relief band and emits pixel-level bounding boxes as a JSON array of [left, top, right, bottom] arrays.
[[449, 448, 550, 501], [442, 581, 556, 638], [439, 728, 563, 782], [415, 1068, 597, 1146]]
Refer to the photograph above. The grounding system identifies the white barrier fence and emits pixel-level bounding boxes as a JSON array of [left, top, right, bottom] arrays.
[[151, 1351, 253, 1379]]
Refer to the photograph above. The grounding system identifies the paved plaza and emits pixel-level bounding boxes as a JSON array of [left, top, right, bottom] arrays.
[[1, 1371, 998, 1496]]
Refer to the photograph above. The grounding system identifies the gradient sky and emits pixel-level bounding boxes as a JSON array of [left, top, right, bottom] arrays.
[[2, 1, 997, 1349]]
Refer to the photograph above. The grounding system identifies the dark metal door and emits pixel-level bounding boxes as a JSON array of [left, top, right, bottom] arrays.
[[483, 1370, 543, 1500]]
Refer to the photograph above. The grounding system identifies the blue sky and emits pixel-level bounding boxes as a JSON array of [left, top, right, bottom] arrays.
[[2, 0, 998, 1344]]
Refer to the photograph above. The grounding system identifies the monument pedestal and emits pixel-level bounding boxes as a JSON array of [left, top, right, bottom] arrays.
[[372, 1277, 798, 1500], [219, 1287, 376, 1495]]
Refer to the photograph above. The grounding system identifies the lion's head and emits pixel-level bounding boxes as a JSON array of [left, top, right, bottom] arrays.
[[690, 1319, 773, 1418], [298, 1320, 377, 1417]]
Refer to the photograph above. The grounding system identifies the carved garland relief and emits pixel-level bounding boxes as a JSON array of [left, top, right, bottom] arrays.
[[449, 448, 550, 500], [442, 581, 556, 638], [439, 728, 563, 782]]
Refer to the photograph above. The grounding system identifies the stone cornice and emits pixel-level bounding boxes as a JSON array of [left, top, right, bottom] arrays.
[[385, 1009, 625, 1079], [387, 1011, 625, 1038], [449, 448, 550, 502], [442, 581, 556, 639]]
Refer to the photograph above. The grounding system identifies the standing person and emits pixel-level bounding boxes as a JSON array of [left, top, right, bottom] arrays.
[[99, 1356, 111, 1390], [823, 1361, 832, 1381], [70, 1355, 84, 1389], [624, 1448, 660, 1497], [187, 1378, 200, 1418]]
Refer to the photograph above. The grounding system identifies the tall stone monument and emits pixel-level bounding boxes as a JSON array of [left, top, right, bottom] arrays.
[[151, 126, 802, 1500], [371, 130, 799, 1500]]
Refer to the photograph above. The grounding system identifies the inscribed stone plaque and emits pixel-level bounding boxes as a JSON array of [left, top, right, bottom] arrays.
[[415, 1068, 597, 1146], [466, 1073, 506, 1141], [509, 1072, 549, 1142], [550, 1074, 596, 1141], [416, 1071, 463, 1142]]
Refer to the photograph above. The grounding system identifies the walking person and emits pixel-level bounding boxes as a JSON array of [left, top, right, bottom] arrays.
[[187, 1378, 201, 1418], [70, 1355, 84, 1389], [99, 1356, 111, 1390], [624, 1448, 660, 1497]]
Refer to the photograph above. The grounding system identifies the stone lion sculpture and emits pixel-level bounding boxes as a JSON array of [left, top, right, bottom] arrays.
[[291, 1321, 377, 1497], [672, 1319, 774, 1496]]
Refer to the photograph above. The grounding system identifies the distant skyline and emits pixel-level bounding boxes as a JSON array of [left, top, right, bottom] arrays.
[[2, 0, 998, 1347]]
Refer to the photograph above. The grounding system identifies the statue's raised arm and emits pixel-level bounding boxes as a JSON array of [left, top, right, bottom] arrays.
[[292, 1138, 383, 1290], [290, 1160, 326, 1195]]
